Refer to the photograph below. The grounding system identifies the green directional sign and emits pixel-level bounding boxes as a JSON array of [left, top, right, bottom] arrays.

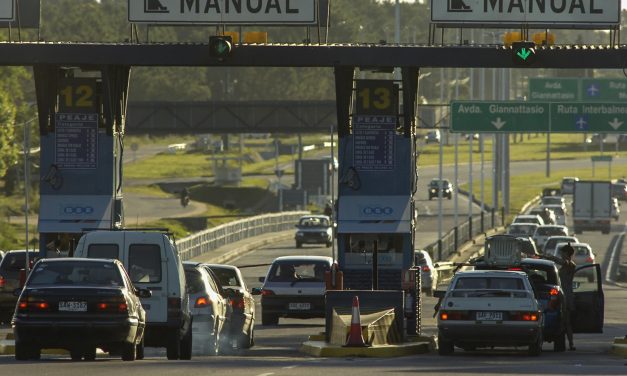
[[451, 101, 549, 133], [528, 78, 579, 102], [591, 155, 613, 162], [581, 78, 627, 101], [551, 103, 627, 133]]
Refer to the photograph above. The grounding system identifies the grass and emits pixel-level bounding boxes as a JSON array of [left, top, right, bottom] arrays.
[[123, 185, 172, 197]]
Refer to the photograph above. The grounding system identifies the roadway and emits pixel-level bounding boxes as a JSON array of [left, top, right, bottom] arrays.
[[1, 196, 626, 374]]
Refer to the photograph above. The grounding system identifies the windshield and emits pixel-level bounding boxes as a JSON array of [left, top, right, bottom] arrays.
[[298, 217, 329, 227], [268, 261, 329, 283], [542, 198, 562, 205], [28, 261, 123, 287], [454, 277, 524, 290], [209, 267, 241, 287], [508, 224, 537, 236]]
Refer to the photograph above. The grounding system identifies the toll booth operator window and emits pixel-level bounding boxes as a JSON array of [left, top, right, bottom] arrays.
[[343, 234, 403, 269]]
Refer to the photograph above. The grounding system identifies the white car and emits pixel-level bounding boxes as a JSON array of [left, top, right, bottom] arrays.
[[513, 215, 545, 226], [561, 177, 579, 194], [612, 198, 620, 220], [415, 250, 438, 295], [542, 236, 579, 256], [541, 204, 566, 226], [437, 270, 543, 356], [532, 225, 569, 250], [541, 196, 567, 213], [294, 215, 333, 248]]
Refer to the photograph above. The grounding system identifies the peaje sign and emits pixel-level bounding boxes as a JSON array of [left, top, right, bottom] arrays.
[[0, 0, 15, 21], [431, 0, 621, 28], [129, 0, 317, 25]]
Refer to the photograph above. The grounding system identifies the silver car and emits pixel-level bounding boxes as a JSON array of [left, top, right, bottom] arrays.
[[542, 235, 579, 256], [532, 225, 569, 250], [415, 250, 438, 295]]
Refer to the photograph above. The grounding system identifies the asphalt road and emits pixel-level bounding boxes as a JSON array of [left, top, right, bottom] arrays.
[[1, 198, 626, 375]]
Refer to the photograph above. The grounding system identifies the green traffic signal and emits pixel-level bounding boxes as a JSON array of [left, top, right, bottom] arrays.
[[209, 36, 233, 59], [511, 41, 536, 66]]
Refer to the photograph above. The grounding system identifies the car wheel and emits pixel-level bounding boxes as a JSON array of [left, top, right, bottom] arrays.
[[554, 332, 566, 352], [83, 347, 97, 361], [70, 348, 83, 361], [15, 341, 36, 361], [136, 336, 145, 360], [121, 341, 136, 361], [261, 312, 279, 326], [296, 242, 302, 248], [528, 335, 543, 356], [438, 337, 454, 355], [166, 332, 181, 360], [180, 326, 193, 360]]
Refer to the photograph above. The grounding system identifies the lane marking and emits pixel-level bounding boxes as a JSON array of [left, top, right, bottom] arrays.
[[282, 365, 298, 369], [255, 373, 275, 376], [605, 222, 626, 284]]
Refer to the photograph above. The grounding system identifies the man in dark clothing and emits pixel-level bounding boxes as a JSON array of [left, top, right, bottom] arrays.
[[548, 242, 577, 351]]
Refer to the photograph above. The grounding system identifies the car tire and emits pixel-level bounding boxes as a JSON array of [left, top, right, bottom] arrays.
[[438, 337, 454, 355], [70, 348, 83, 361], [554, 332, 566, 352], [136, 336, 145, 360], [166, 332, 181, 360], [83, 347, 97, 361], [261, 312, 279, 326], [180, 327, 193, 360], [528, 335, 543, 356], [15, 341, 36, 361], [121, 341, 136, 361], [296, 242, 302, 248]]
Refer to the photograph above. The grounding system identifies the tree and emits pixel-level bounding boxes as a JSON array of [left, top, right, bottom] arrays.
[[0, 90, 18, 179]]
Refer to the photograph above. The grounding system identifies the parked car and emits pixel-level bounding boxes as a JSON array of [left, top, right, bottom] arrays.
[[512, 215, 545, 226], [428, 179, 453, 200], [294, 215, 333, 248], [542, 235, 579, 256], [561, 177, 579, 195], [182, 262, 228, 355], [12, 258, 149, 361], [253, 256, 333, 325], [436, 270, 544, 356], [532, 225, 569, 250], [424, 129, 441, 144], [414, 250, 438, 296], [204, 264, 255, 349], [612, 198, 620, 220], [506, 223, 539, 237], [0, 250, 38, 323], [73, 230, 193, 360]]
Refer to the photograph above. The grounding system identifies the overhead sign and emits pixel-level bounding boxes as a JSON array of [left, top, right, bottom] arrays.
[[451, 101, 627, 133], [129, 0, 317, 25], [581, 78, 627, 101], [0, 0, 15, 21], [529, 77, 627, 102], [431, 0, 621, 28]]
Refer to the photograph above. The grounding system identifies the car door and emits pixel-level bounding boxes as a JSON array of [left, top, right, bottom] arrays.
[[571, 264, 604, 333]]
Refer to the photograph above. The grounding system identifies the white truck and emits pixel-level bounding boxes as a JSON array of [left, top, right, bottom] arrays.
[[573, 181, 612, 234]]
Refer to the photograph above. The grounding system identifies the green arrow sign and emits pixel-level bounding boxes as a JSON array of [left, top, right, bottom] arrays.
[[451, 102, 549, 133], [528, 78, 579, 102], [581, 78, 627, 101], [551, 103, 627, 133]]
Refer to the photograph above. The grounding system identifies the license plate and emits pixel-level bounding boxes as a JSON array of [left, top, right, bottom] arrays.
[[288, 302, 311, 310], [476, 311, 502, 321], [59, 301, 87, 312]]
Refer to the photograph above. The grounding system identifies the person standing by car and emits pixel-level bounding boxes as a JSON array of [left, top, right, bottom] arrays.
[[546, 242, 577, 351]]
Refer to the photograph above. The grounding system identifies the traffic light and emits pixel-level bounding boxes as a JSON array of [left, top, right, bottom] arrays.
[[209, 36, 233, 59], [511, 41, 536, 66]]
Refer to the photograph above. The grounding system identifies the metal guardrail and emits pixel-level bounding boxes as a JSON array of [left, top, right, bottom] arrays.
[[177, 211, 309, 261]]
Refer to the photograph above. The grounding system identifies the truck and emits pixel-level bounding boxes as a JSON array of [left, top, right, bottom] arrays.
[[573, 180, 612, 234]]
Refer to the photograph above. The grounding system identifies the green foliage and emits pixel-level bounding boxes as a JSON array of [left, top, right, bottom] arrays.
[[0, 222, 19, 251], [0, 91, 18, 178]]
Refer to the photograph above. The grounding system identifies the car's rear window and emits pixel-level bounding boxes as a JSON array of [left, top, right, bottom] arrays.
[[128, 244, 162, 283], [508, 224, 536, 235], [0, 252, 37, 272], [184, 268, 205, 294], [536, 227, 566, 236], [574, 247, 589, 256], [87, 244, 119, 260], [454, 277, 524, 290], [209, 267, 240, 287], [268, 261, 329, 283], [28, 261, 123, 287]]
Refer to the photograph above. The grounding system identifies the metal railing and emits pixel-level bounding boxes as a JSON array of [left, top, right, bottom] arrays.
[[177, 211, 308, 261]]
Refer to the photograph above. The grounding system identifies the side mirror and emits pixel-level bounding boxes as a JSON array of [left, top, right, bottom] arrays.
[[251, 287, 262, 296], [433, 290, 446, 298], [13, 287, 22, 297], [137, 289, 152, 298], [258, 276, 265, 283]]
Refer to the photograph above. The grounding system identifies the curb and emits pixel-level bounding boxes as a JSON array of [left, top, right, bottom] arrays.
[[300, 340, 430, 358], [610, 339, 627, 358]]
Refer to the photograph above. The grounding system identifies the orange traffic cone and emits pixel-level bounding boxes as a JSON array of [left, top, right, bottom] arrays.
[[344, 296, 368, 347]]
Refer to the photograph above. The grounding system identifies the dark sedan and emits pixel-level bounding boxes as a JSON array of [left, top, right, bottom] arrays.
[[204, 264, 255, 349], [12, 258, 150, 361]]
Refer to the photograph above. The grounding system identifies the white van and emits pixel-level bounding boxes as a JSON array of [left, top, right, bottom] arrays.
[[74, 230, 193, 360]]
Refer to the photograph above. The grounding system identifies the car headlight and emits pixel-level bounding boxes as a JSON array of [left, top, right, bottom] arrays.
[[431, 189, 436, 193]]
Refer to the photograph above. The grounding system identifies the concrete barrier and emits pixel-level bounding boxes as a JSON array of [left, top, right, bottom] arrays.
[[328, 307, 398, 346]]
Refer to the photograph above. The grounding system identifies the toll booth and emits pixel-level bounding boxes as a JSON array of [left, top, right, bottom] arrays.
[[35, 66, 129, 257]]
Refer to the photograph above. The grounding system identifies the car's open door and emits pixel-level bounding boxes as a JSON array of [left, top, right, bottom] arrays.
[[571, 264, 604, 333]]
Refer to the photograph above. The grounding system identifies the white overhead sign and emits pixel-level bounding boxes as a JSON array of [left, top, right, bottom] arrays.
[[129, 0, 317, 25], [1, 0, 15, 21], [431, 0, 621, 28]]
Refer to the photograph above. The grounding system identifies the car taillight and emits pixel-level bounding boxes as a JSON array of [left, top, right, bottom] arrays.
[[421, 265, 430, 273], [509, 311, 540, 321], [439, 310, 470, 320], [585, 257, 594, 263], [168, 297, 182, 318], [195, 296, 210, 308], [230, 298, 245, 310], [0, 275, 4, 288], [261, 289, 275, 296], [508, 267, 523, 271], [549, 288, 558, 296], [97, 296, 128, 313], [17, 297, 50, 312]]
